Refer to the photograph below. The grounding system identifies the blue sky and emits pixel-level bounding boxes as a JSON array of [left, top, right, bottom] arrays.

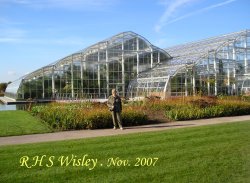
[[0, 0, 249, 83]]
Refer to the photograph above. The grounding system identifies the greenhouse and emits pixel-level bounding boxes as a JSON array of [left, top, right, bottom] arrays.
[[5, 30, 250, 101]]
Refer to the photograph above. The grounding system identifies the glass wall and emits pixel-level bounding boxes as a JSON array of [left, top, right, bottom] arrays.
[[5, 32, 170, 100], [168, 30, 250, 97], [5, 30, 250, 100]]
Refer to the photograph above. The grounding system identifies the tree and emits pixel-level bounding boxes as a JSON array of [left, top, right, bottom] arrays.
[[0, 83, 8, 93]]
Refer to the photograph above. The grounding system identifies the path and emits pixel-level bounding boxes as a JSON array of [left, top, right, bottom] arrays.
[[0, 115, 249, 146]]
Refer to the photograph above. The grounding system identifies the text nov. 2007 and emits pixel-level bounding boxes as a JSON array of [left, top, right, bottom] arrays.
[[19, 154, 159, 170]]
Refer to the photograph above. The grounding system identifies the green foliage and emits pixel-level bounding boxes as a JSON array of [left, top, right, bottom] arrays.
[[242, 95, 250, 102], [31, 102, 148, 130], [0, 82, 8, 92], [31, 96, 250, 128], [165, 97, 250, 121], [123, 107, 148, 126]]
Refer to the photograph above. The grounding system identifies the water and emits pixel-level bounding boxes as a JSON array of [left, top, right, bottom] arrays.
[[0, 102, 26, 111], [0, 103, 16, 111]]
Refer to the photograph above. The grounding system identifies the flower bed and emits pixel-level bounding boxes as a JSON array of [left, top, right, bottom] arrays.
[[31, 103, 148, 130], [164, 97, 250, 121]]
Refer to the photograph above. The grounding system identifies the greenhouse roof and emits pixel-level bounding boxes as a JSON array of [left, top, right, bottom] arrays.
[[21, 31, 169, 81], [136, 29, 250, 80], [165, 29, 250, 66], [12, 30, 250, 82]]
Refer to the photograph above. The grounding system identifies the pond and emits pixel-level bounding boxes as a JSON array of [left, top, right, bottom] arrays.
[[0, 102, 27, 111]]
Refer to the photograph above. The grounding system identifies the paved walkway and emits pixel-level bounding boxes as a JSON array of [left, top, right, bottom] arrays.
[[1, 115, 250, 146]]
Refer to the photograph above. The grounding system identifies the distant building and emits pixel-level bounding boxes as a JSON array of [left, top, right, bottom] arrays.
[[5, 30, 250, 100]]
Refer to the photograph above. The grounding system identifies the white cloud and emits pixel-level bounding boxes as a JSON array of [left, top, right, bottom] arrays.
[[167, 0, 237, 25], [7, 71, 16, 76], [3, 0, 118, 10], [0, 35, 88, 45], [0, 27, 27, 43], [0, 38, 21, 43], [0, 17, 24, 25], [26, 37, 87, 46], [155, 0, 237, 32], [155, 0, 196, 33]]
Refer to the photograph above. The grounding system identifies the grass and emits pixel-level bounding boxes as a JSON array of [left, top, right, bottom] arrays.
[[0, 111, 52, 137], [0, 121, 250, 183]]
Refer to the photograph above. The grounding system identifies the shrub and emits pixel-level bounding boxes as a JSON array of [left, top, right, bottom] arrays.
[[31, 102, 148, 130], [31, 96, 250, 128], [165, 102, 250, 121], [143, 98, 175, 111], [122, 107, 148, 126], [188, 97, 217, 108], [82, 108, 113, 129]]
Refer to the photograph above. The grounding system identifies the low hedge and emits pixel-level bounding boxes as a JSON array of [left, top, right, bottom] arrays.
[[31, 103, 148, 130], [31, 97, 250, 127], [165, 103, 250, 121]]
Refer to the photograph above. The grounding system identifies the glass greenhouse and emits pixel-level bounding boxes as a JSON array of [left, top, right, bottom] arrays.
[[5, 30, 250, 101]]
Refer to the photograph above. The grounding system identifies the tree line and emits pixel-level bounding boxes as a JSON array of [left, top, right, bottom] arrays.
[[0, 82, 11, 94]]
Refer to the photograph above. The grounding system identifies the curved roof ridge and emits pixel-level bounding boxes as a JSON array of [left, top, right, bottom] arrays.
[[165, 29, 249, 50], [23, 31, 171, 80], [165, 29, 249, 59]]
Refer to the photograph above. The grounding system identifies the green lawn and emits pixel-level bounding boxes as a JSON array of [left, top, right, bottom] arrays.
[[0, 111, 52, 136], [1, 121, 250, 183]]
